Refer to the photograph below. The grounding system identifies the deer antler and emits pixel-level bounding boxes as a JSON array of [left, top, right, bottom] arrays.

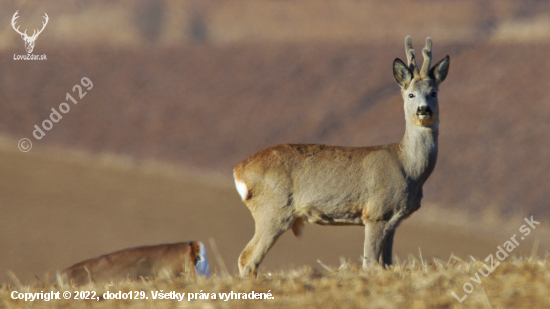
[[30, 13, 49, 39], [404, 36, 420, 77], [420, 37, 432, 78], [11, 11, 28, 38]]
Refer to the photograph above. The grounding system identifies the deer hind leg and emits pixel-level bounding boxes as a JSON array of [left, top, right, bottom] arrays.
[[238, 202, 294, 278], [381, 229, 395, 268], [363, 220, 387, 270]]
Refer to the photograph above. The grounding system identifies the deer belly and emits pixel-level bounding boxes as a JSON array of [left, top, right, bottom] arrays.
[[294, 202, 365, 226]]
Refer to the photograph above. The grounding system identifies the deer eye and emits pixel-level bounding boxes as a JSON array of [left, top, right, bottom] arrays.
[[408, 93, 415, 99], [431, 92, 437, 97]]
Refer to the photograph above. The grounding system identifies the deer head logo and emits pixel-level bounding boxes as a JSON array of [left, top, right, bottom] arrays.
[[11, 11, 49, 54]]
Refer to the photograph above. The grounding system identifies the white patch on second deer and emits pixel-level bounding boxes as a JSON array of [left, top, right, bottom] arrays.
[[234, 178, 248, 201], [194, 242, 210, 277]]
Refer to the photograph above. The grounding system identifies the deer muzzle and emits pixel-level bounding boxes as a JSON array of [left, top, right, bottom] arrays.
[[416, 106, 432, 119]]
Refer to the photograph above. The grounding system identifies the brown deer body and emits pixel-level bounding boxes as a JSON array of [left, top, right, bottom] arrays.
[[60, 241, 209, 285], [234, 36, 450, 277]]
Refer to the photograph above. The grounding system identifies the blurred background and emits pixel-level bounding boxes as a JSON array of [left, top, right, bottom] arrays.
[[1, 0, 549, 284]]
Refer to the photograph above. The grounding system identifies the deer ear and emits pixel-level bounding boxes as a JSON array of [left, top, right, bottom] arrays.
[[393, 58, 412, 89], [429, 55, 450, 87]]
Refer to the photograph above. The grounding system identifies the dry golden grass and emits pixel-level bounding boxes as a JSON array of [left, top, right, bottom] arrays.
[[2, 256, 549, 308]]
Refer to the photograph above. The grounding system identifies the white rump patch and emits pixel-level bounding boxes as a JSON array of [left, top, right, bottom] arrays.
[[234, 178, 249, 201], [194, 242, 210, 277]]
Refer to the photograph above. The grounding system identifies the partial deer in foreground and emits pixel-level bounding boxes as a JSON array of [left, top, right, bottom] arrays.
[[234, 36, 450, 277], [60, 241, 209, 285]]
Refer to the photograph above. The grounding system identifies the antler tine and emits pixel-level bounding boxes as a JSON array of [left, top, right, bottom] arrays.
[[32, 13, 49, 38], [420, 37, 433, 77], [11, 11, 27, 36], [11, 10, 19, 25], [404, 35, 420, 76]]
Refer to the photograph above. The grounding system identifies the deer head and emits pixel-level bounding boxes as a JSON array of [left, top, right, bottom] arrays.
[[393, 36, 449, 127], [12, 11, 49, 54]]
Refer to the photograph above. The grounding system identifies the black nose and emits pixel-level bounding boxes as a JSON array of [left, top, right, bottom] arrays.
[[417, 106, 432, 115]]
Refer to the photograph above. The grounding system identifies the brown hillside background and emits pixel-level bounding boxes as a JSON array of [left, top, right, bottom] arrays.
[[1, 0, 550, 284]]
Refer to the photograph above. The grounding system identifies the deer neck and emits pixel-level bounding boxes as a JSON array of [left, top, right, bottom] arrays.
[[399, 122, 439, 183]]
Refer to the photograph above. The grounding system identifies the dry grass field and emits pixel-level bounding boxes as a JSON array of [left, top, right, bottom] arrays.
[[2, 257, 550, 308]]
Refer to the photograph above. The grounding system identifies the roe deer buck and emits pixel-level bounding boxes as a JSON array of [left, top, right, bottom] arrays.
[[60, 241, 209, 285], [234, 36, 449, 277]]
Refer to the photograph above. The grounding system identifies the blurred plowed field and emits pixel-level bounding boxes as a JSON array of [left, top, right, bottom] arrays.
[[2, 41, 550, 219]]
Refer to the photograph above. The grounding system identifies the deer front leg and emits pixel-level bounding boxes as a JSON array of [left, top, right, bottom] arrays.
[[381, 229, 395, 268], [363, 220, 386, 270]]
